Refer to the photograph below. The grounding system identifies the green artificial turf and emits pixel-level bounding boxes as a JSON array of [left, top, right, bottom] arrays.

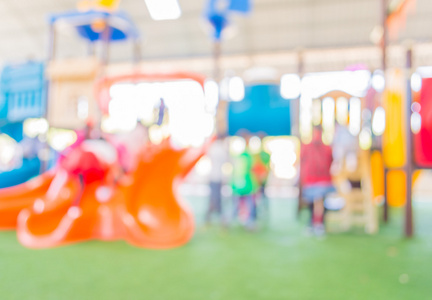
[[0, 197, 431, 300]]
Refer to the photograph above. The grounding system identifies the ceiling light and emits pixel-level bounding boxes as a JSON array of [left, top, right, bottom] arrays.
[[228, 76, 244, 101], [280, 74, 301, 99], [144, 0, 181, 21]]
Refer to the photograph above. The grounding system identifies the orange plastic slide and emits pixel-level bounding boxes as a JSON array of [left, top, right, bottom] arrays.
[[16, 140, 208, 249], [0, 171, 55, 230]]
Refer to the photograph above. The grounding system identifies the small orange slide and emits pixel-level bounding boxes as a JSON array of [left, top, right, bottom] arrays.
[[0, 171, 55, 230], [14, 139, 209, 249]]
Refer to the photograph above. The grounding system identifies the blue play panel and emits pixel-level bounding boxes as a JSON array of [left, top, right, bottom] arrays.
[[0, 158, 41, 189], [0, 61, 46, 125], [0, 61, 48, 188], [228, 83, 292, 136]]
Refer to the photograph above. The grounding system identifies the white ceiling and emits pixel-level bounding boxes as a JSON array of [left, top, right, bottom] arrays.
[[0, 0, 431, 66]]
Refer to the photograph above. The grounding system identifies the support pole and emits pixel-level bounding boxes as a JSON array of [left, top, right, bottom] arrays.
[[213, 41, 221, 83], [381, 0, 388, 73], [214, 41, 227, 136], [381, 0, 389, 224], [40, 23, 57, 173], [47, 23, 56, 61], [132, 38, 142, 76], [297, 49, 304, 219], [383, 168, 389, 221], [88, 42, 95, 56], [96, 17, 111, 132], [405, 44, 414, 237], [101, 17, 111, 66], [133, 39, 142, 66]]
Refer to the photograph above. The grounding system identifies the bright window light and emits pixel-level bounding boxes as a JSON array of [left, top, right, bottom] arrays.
[[229, 137, 246, 156], [411, 72, 422, 92], [270, 151, 296, 167], [162, 81, 211, 147], [265, 137, 299, 180], [109, 83, 134, 99], [372, 70, 385, 92], [280, 74, 301, 99], [349, 97, 361, 136], [265, 138, 296, 154], [228, 76, 245, 102], [148, 125, 164, 144], [274, 165, 297, 180], [417, 66, 432, 78], [102, 115, 137, 133], [0, 134, 20, 170], [336, 97, 349, 126], [135, 83, 161, 125], [195, 156, 212, 176], [144, 0, 181, 20], [77, 96, 89, 120], [105, 80, 211, 146], [312, 98, 322, 126], [204, 80, 219, 113], [322, 97, 335, 144], [107, 96, 138, 132], [372, 106, 386, 136], [411, 112, 421, 134], [299, 103, 313, 144], [23, 118, 49, 138], [47, 129, 77, 152], [301, 70, 371, 99], [248, 136, 261, 154], [359, 128, 372, 150], [218, 77, 230, 100]]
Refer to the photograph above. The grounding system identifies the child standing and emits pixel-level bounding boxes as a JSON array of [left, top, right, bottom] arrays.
[[205, 136, 229, 224], [301, 126, 335, 235], [252, 140, 271, 211], [231, 132, 259, 229]]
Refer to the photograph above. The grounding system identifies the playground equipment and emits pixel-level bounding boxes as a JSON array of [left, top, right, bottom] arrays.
[[0, 172, 55, 229], [414, 77, 432, 167], [226, 76, 293, 224], [16, 139, 208, 249], [0, 8, 141, 226], [301, 90, 378, 234], [228, 83, 292, 136], [0, 5, 211, 249], [204, 0, 252, 135], [383, 70, 406, 169], [77, 0, 121, 12], [380, 68, 418, 208], [0, 62, 47, 188], [1, 71, 211, 249], [46, 10, 140, 129], [376, 1, 417, 236]]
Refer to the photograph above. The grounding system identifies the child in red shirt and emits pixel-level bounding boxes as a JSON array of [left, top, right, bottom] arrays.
[[301, 126, 335, 234]]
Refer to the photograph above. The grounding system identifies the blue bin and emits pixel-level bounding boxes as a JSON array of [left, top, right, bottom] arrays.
[[228, 84, 292, 136]]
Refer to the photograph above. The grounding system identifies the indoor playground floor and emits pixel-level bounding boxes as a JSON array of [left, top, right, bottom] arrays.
[[0, 196, 431, 299]]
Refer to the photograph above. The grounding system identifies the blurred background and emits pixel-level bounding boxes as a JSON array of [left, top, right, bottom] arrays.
[[0, 0, 431, 299]]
